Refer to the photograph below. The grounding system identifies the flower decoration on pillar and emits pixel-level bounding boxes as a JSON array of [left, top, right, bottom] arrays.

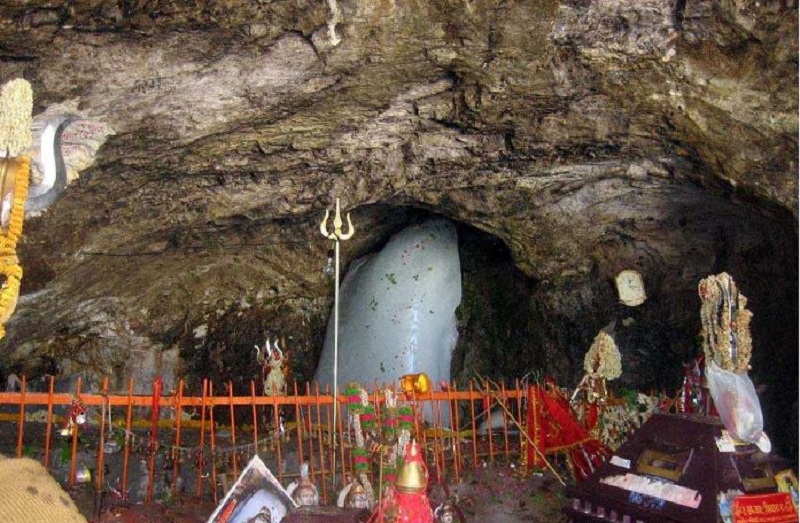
[[344, 383, 376, 506], [397, 405, 414, 432]]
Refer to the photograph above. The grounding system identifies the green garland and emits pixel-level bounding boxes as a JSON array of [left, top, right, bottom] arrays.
[[352, 446, 370, 474], [398, 405, 414, 431], [346, 384, 365, 414], [360, 405, 376, 430]]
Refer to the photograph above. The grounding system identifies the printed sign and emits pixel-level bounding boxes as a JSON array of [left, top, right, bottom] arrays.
[[732, 492, 798, 523]]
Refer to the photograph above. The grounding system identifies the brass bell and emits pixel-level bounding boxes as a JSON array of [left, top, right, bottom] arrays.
[[396, 441, 427, 494], [400, 372, 431, 396]]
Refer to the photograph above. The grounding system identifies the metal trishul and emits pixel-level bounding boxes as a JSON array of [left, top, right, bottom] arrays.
[[319, 198, 355, 241]]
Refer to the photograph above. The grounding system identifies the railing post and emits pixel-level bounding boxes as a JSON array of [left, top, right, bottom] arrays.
[[69, 376, 82, 488], [250, 380, 258, 458], [228, 380, 238, 479], [196, 379, 208, 499], [122, 378, 134, 499], [209, 381, 218, 504], [16, 374, 26, 457], [294, 381, 304, 474], [43, 375, 55, 469], [313, 382, 327, 504], [94, 377, 109, 519], [172, 379, 185, 499], [469, 380, 478, 468]]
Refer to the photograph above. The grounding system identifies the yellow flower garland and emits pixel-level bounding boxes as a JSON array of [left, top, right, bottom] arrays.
[[0, 155, 29, 340], [0, 78, 33, 341]]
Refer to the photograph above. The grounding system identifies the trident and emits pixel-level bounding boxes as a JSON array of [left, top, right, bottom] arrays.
[[319, 198, 355, 480]]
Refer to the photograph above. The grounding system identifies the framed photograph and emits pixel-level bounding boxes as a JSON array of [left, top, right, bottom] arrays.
[[774, 469, 799, 510], [208, 455, 298, 523]]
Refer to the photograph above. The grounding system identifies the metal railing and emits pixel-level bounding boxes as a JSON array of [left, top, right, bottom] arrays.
[[0, 375, 529, 508]]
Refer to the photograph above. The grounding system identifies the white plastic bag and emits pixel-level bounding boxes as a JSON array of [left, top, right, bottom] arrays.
[[705, 361, 764, 445]]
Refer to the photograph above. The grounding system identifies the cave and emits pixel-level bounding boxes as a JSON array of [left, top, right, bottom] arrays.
[[0, 1, 796, 520]]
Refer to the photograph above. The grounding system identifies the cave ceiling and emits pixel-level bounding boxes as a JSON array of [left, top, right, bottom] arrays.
[[0, 0, 796, 403]]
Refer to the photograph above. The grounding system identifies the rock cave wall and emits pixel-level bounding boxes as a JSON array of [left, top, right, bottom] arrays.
[[0, 1, 795, 461]]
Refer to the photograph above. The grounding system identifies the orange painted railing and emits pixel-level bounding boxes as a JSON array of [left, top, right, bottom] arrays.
[[0, 376, 527, 509]]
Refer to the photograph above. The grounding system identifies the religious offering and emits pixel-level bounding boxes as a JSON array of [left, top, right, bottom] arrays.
[[571, 329, 622, 434], [698, 273, 765, 446], [255, 338, 288, 397], [372, 440, 434, 523]]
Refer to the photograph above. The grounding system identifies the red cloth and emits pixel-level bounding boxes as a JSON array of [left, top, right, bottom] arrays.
[[526, 386, 547, 468], [525, 382, 610, 481], [371, 486, 434, 523], [585, 403, 599, 432], [371, 442, 434, 523]]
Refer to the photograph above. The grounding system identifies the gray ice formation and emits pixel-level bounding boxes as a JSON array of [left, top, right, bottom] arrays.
[[314, 219, 462, 415]]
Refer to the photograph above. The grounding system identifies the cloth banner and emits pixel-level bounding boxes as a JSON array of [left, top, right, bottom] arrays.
[[525, 382, 610, 481]]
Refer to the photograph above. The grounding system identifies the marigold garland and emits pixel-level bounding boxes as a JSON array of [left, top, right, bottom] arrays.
[[0, 156, 29, 340], [0, 255, 22, 339], [0, 78, 33, 341], [1, 156, 30, 247]]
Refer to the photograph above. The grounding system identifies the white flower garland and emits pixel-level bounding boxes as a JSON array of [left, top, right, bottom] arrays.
[[584, 331, 622, 380]]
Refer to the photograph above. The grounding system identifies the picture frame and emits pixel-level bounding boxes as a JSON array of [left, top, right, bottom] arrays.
[[207, 455, 298, 523]]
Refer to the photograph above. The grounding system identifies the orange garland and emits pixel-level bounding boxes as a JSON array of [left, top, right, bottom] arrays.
[[0, 155, 30, 339]]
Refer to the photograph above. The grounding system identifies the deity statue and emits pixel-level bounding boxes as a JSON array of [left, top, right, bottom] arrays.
[[255, 338, 287, 397], [338, 476, 371, 510], [434, 501, 462, 523]]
